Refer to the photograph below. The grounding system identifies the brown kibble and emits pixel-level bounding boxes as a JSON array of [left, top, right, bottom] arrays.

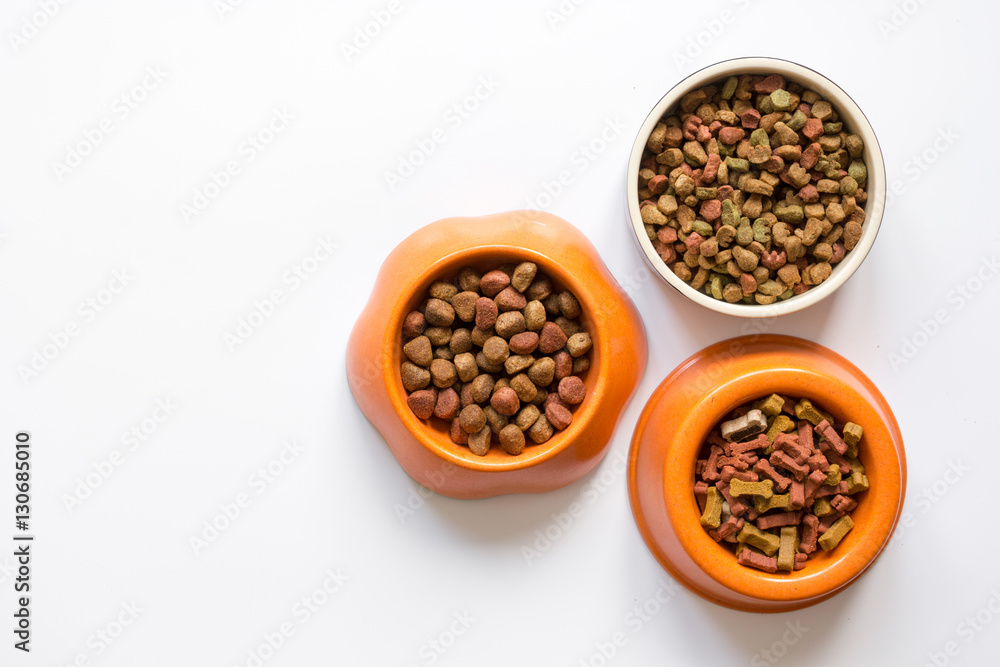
[[424, 298, 455, 327], [429, 281, 458, 302], [403, 335, 433, 367], [523, 300, 547, 331], [451, 291, 479, 322], [515, 405, 541, 431], [453, 352, 478, 382], [572, 356, 590, 374], [528, 415, 555, 444], [509, 331, 539, 355], [401, 361, 431, 392], [494, 311, 527, 338], [504, 354, 534, 375], [449, 328, 472, 354], [430, 359, 457, 388], [468, 425, 491, 456], [476, 352, 503, 373], [527, 357, 556, 387], [480, 270, 510, 297], [491, 386, 520, 416], [843, 221, 863, 251], [433, 387, 460, 420], [545, 402, 573, 430], [483, 405, 508, 433], [470, 326, 493, 347], [558, 376, 586, 405], [424, 326, 451, 347], [470, 373, 495, 403], [495, 286, 527, 312], [538, 321, 568, 354], [407, 389, 437, 420], [482, 336, 510, 365], [459, 404, 487, 433], [525, 275, 552, 301], [566, 332, 592, 358], [510, 373, 538, 403], [499, 423, 526, 455], [457, 267, 481, 292], [511, 262, 537, 293], [557, 291, 582, 319], [402, 311, 425, 338]]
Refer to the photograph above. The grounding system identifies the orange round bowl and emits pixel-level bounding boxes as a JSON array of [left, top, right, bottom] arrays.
[[347, 211, 648, 499], [628, 335, 905, 612]]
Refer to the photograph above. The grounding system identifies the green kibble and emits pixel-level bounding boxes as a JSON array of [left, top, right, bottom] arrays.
[[758, 95, 774, 114], [759, 393, 786, 417], [692, 220, 714, 237], [750, 128, 770, 147], [758, 279, 784, 297], [718, 143, 734, 158], [847, 471, 870, 494], [695, 187, 718, 200], [813, 497, 835, 517], [818, 515, 854, 551], [777, 526, 799, 571], [778, 288, 794, 300], [794, 399, 824, 426], [787, 110, 808, 131], [753, 218, 772, 244], [848, 160, 867, 186], [721, 199, 740, 227], [823, 464, 842, 486], [709, 273, 724, 300], [823, 121, 843, 134], [700, 486, 723, 528], [770, 89, 793, 111], [721, 76, 738, 100], [644, 224, 656, 240], [840, 175, 859, 196], [755, 493, 791, 513], [842, 422, 863, 446], [730, 478, 774, 498], [738, 523, 780, 556], [725, 156, 750, 172]]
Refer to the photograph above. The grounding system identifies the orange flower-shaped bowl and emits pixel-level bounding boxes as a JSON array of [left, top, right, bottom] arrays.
[[347, 211, 648, 499], [628, 335, 905, 612]]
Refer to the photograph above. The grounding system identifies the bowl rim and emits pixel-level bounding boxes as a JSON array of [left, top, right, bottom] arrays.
[[384, 244, 607, 473], [625, 56, 887, 318]]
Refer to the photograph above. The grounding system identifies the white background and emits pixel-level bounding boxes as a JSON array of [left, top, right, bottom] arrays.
[[1, 1, 997, 666]]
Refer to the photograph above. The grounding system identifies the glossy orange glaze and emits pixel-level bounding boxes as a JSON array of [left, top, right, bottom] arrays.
[[628, 335, 906, 612], [347, 211, 648, 499]]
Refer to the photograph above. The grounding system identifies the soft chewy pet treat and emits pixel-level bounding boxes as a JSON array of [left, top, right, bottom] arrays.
[[637, 74, 869, 304], [401, 263, 592, 456], [694, 394, 867, 572]]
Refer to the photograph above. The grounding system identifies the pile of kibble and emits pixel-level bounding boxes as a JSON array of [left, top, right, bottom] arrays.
[[637, 73, 868, 304], [694, 394, 869, 573], [400, 262, 592, 456]]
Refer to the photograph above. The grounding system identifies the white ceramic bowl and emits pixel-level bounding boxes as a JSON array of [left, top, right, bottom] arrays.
[[626, 57, 886, 317]]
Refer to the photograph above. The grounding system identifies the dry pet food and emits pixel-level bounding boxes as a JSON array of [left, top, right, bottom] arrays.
[[401, 262, 593, 456], [694, 393, 869, 572], [637, 73, 869, 304]]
